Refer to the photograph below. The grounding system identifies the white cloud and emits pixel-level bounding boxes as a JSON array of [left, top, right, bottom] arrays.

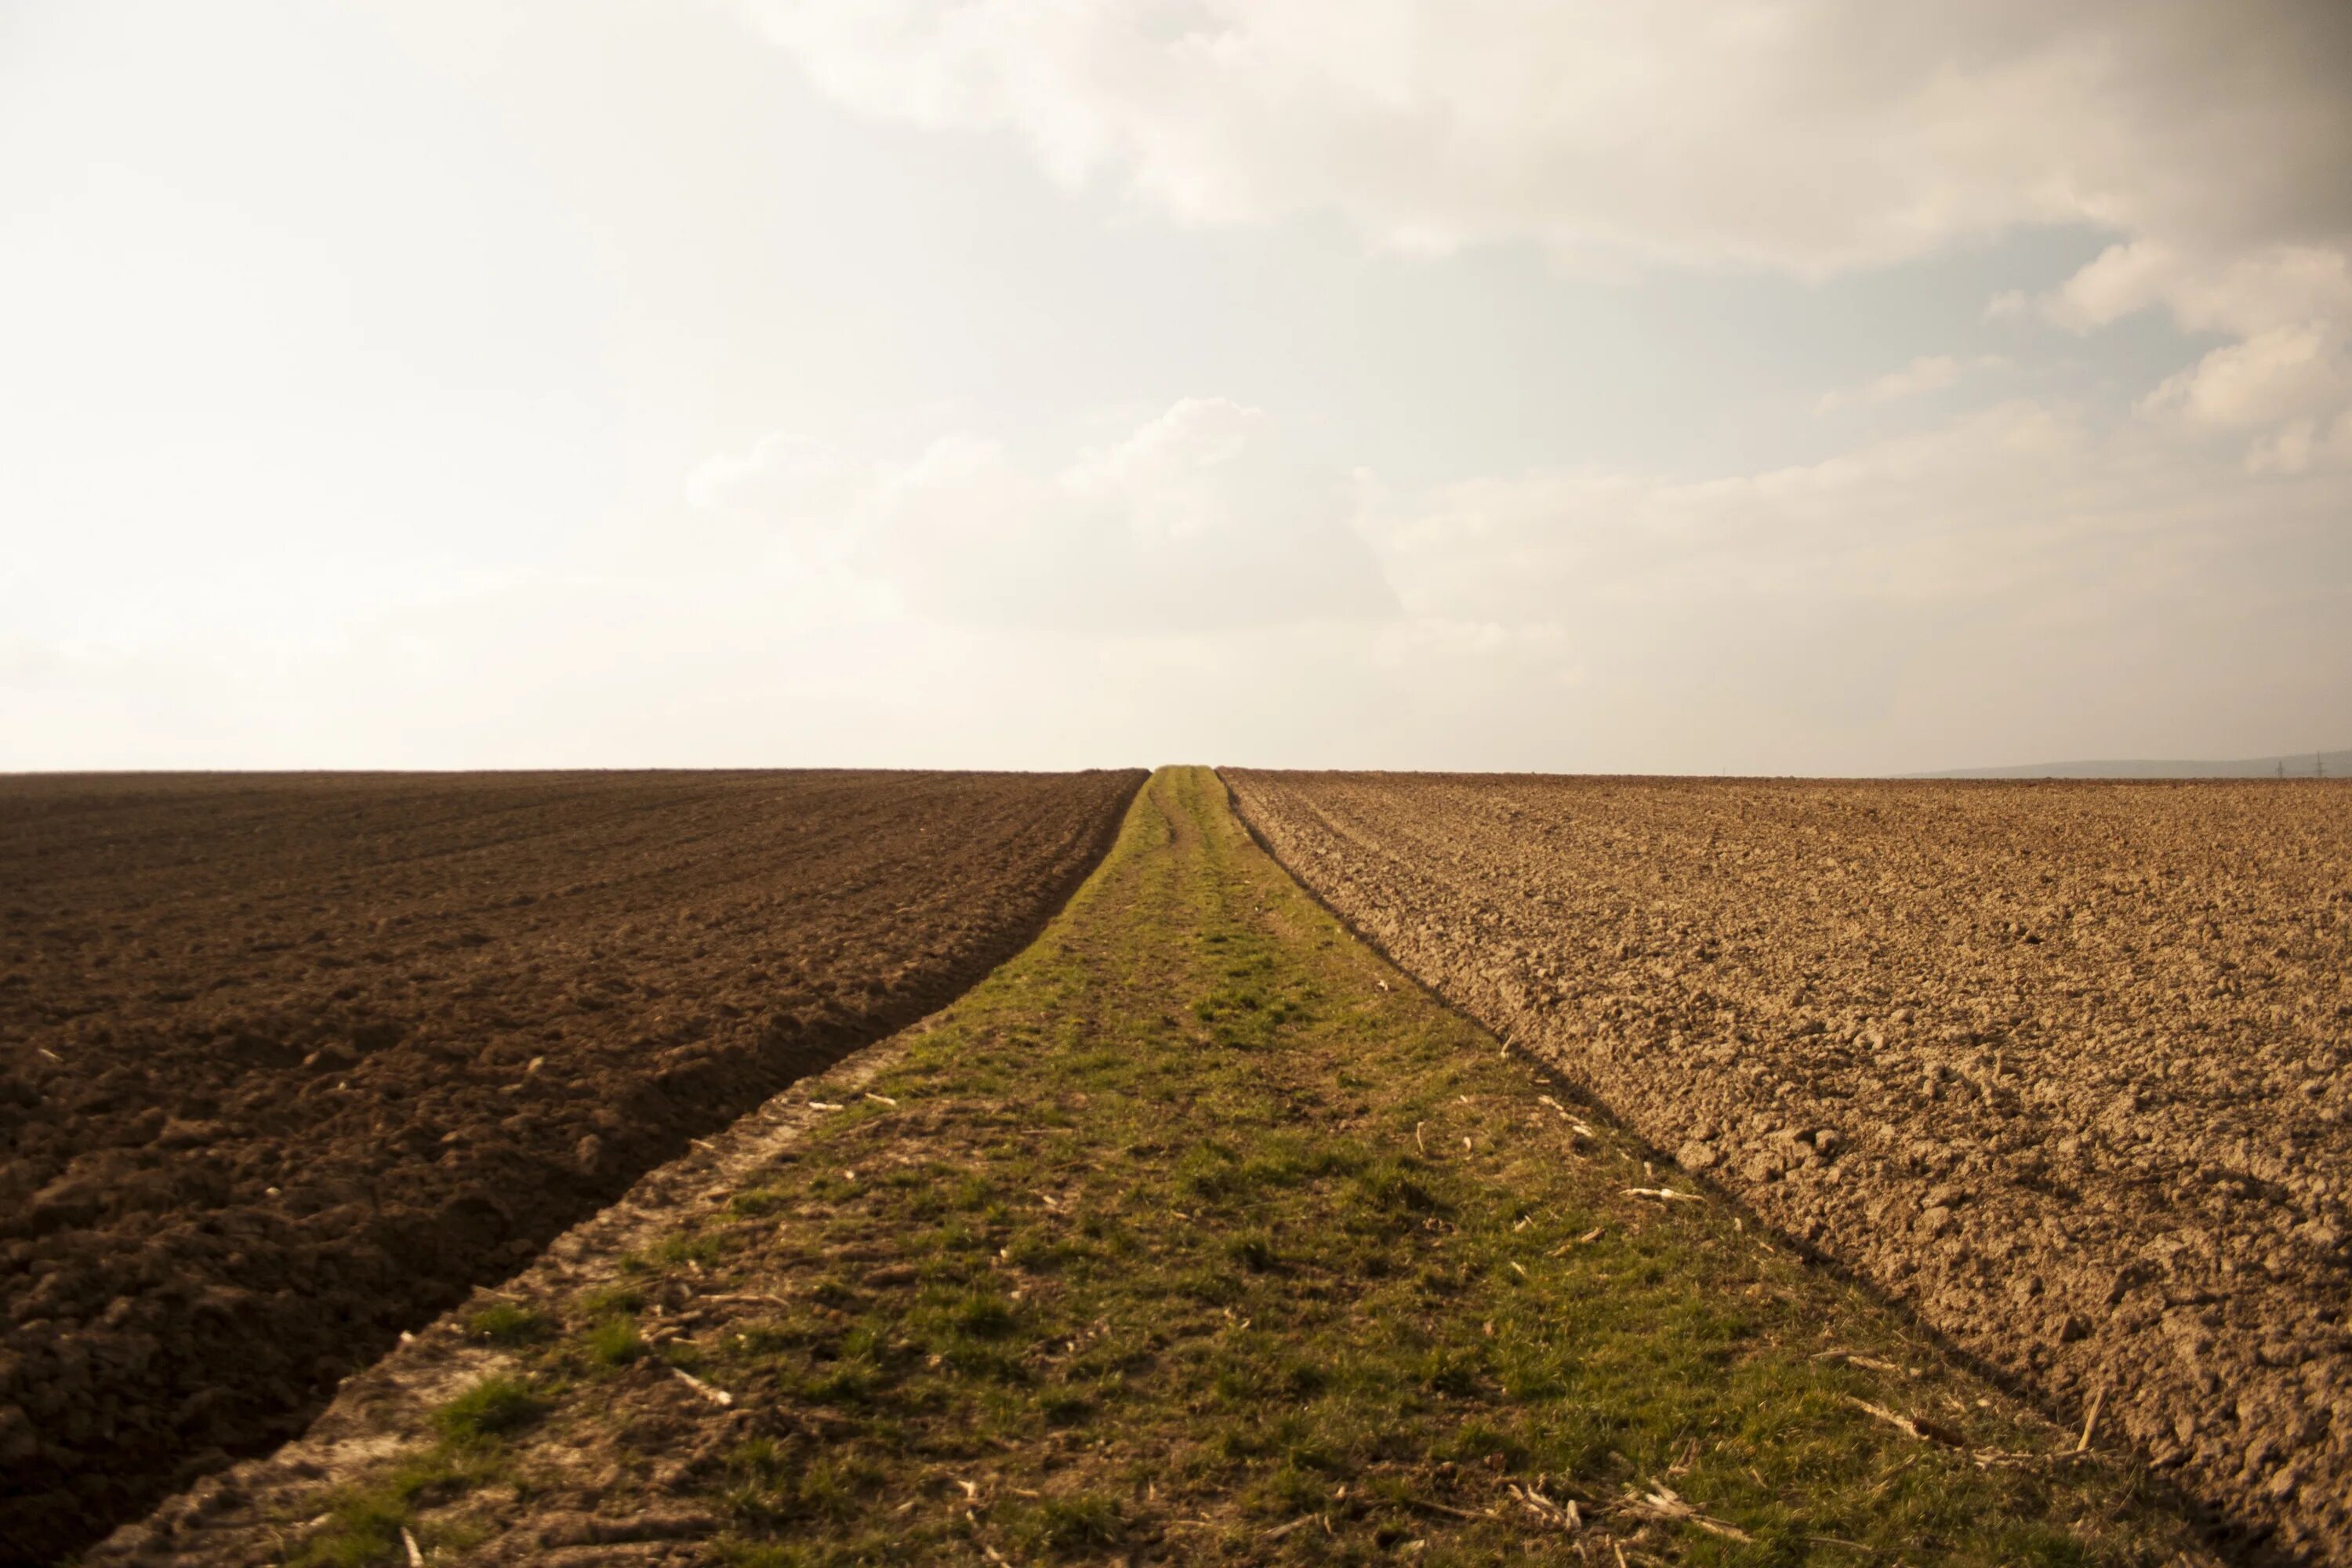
[[1814, 354, 2003, 414], [2140, 323, 2347, 434], [6, 1, 2345, 776], [684, 398, 1399, 633], [1379, 401, 2106, 620], [684, 433, 845, 510], [741, 1, 2352, 274], [2245, 409, 2352, 477], [10, 383, 2347, 775], [2036, 241, 2352, 339], [744, 2, 2352, 474], [2014, 240, 2352, 462], [1356, 394, 2352, 769]]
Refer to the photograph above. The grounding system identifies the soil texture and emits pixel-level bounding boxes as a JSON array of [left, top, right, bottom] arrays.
[[1226, 770, 2351, 1560], [0, 768, 1142, 1563], [89, 770, 2216, 1568]]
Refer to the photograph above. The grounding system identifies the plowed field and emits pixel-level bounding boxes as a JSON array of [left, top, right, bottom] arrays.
[[0, 768, 1142, 1564], [88, 770, 2218, 1568], [1226, 770, 2352, 1560]]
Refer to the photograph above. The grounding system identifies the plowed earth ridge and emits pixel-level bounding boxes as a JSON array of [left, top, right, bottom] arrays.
[[0, 768, 1144, 1564], [1224, 770, 2352, 1562]]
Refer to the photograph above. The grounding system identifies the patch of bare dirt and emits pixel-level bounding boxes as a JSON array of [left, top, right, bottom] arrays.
[[1226, 770, 2352, 1561], [0, 768, 1143, 1564]]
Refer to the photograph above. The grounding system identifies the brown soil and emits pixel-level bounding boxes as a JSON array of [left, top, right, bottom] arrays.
[[1226, 770, 2352, 1562], [0, 768, 1142, 1565]]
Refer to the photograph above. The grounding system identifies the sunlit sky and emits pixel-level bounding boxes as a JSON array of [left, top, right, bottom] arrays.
[[4, 0, 2348, 774]]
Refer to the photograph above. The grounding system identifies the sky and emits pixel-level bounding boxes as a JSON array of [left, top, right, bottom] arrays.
[[2, 0, 2348, 775]]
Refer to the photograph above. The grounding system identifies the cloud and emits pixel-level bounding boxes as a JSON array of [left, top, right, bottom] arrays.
[[2030, 249, 2352, 461], [684, 433, 848, 510], [2009, 239, 2352, 463], [1378, 401, 2106, 621], [1355, 394, 2352, 768], [1814, 354, 2003, 414], [740, 1, 2352, 274], [2245, 410, 2352, 477], [2035, 240, 2352, 339], [12, 385, 2347, 775], [742, 2, 2352, 470], [684, 398, 1399, 633], [2140, 323, 2347, 433]]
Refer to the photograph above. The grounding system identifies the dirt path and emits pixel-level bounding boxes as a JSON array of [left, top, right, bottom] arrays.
[[96, 768, 2220, 1566]]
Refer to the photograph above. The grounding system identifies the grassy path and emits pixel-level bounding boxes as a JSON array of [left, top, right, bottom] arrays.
[[279, 768, 2209, 1566]]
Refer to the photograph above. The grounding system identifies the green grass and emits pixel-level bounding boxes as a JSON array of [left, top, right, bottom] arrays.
[[585, 1316, 645, 1367], [287, 1392, 520, 1565], [463, 1301, 550, 1346], [429, 1374, 546, 1444], [334, 768, 2210, 1565]]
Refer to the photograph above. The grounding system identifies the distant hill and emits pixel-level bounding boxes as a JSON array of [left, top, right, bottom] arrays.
[[1916, 748, 2350, 780]]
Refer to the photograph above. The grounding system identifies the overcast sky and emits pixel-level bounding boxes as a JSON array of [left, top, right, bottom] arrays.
[[4, 0, 2348, 774]]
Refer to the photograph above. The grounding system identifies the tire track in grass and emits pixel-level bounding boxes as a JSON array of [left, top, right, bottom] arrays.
[[114, 768, 2220, 1567]]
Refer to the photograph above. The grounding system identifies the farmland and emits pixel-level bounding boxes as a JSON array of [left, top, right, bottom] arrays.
[[0, 768, 1142, 1563], [90, 770, 2216, 1568], [1226, 770, 2352, 1559]]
